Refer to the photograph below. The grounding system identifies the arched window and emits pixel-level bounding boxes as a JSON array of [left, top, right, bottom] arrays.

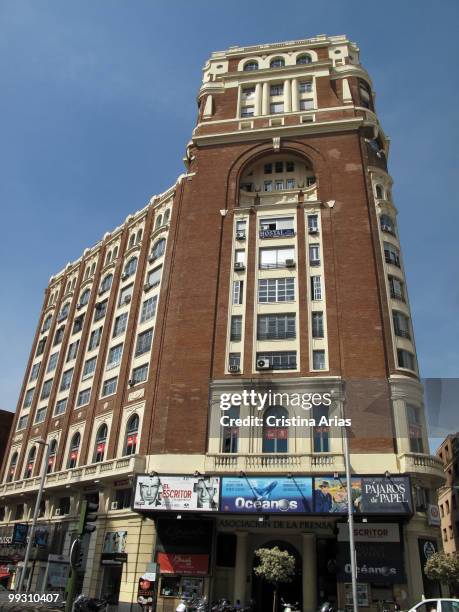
[[94, 424, 108, 463], [128, 234, 135, 249], [243, 61, 258, 71], [270, 57, 285, 68], [124, 257, 138, 278], [72, 277, 77, 289], [262, 406, 288, 453], [7, 452, 18, 482], [296, 54, 312, 65], [90, 263, 96, 276], [359, 81, 372, 109], [59, 302, 70, 320], [100, 274, 113, 294], [380, 214, 395, 234], [151, 238, 166, 260], [79, 288, 90, 306], [84, 267, 90, 280], [24, 446, 37, 479], [155, 215, 163, 230], [136, 229, 143, 244], [163, 209, 170, 225], [313, 405, 330, 452], [67, 432, 81, 469], [47, 439, 58, 474], [65, 281, 72, 294], [105, 250, 112, 266], [42, 314, 52, 332], [124, 415, 139, 456], [113, 246, 118, 260], [221, 406, 239, 453], [375, 184, 385, 199]]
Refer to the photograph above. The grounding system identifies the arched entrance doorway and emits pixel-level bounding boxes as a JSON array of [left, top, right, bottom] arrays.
[[251, 540, 302, 612]]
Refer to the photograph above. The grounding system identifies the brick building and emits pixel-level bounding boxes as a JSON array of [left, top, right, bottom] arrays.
[[437, 434, 459, 554], [0, 35, 446, 611]]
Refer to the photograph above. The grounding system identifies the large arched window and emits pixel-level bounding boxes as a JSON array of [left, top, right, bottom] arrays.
[[151, 238, 166, 260], [128, 234, 135, 249], [296, 54, 312, 65], [67, 432, 81, 469], [124, 257, 138, 278], [104, 250, 112, 266], [79, 288, 90, 306], [47, 439, 58, 474], [124, 415, 139, 456], [243, 60, 258, 72], [100, 274, 113, 294], [221, 406, 239, 453], [7, 452, 18, 482], [270, 57, 285, 68], [42, 314, 52, 332], [94, 424, 108, 463], [155, 214, 163, 230], [24, 446, 37, 479], [136, 229, 143, 244], [163, 209, 170, 225], [262, 406, 288, 453], [59, 302, 70, 320]]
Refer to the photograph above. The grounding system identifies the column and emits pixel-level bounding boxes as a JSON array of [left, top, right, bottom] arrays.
[[404, 530, 424, 607], [254, 83, 262, 116], [233, 531, 248, 604], [262, 82, 269, 115], [284, 79, 291, 113], [302, 533, 317, 612], [291, 78, 299, 112]]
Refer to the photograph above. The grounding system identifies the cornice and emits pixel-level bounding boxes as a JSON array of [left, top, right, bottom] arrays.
[[210, 35, 350, 59]]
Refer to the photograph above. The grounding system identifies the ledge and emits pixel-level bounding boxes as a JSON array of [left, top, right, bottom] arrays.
[[397, 452, 445, 483], [205, 453, 345, 473]]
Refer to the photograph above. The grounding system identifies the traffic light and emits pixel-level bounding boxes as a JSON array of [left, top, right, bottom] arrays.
[[77, 500, 98, 536]]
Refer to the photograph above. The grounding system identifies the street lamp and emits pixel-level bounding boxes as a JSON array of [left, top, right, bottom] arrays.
[[16, 438, 49, 594]]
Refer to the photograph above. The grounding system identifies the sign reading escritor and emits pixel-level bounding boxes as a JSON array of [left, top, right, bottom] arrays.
[[133, 475, 220, 512]]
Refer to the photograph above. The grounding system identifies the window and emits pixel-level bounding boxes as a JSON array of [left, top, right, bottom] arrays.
[[34, 407, 46, 424], [15, 504, 24, 520], [105, 251, 112, 266], [58, 497, 70, 515], [40, 379, 53, 400], [286, 161, 295, 172], [221, 406, 239, 453], [270, 84, 283, 96], [60, 368, 73, 391], [147, 266, 162, 288], [308, 215, 318, 232], [77, 388, 91, 407], [36, 337, 47, 356], [123, 257, 137, 278], [155, 214, 163, 229], [242, 87, 255, 99], [313, 404, 330, 452], [414, 486, 428, 511], [229, 353, 241, 369], [309, 244, 320, 266], [124, 415, 139, 455], [0, 507, 4, 521], [94, 300, 108, 321], [88, 327, 103, 350], [67, 433, 81, 468], [300, 99, 314, 111], [259, 217, 294, 238], [42, 314, 52, 332], [375, 184, 384, 199], [407, 405, 424, 453], [100, 274, 113, 294], [67, 340, 80, 362], [102, 376, 118, 397], [128, 234, 135, 249], [131, 364, 148, 385], [232, 280, 244, 305], [135, 329, 153, 356], [24, 388, 35, 408], [58, 303, 70, 322], [140, 296, 158, 323], [270, 102, 284, 114], [235, 250, 245, 266], [118, 285, 133, 307], [312, 312, 324, 338], [257, 314, 295, 340], [113, 313, 128, 337], [72, 314, 84, 334], [241, 182, 253, 192], [270, 57, 285, 68], [82, 357, 97, 380], [264, 163, 273, 174], [259, 247, 294, 269], [297, 54, 312, 65], [263, 406, 288, 453], [7, 452, 18, 482], [236, 219, 246, 239], [398, 349, 416, 371], [114, 488, 132, 510], [257, 351, 297, 370], [313, 350, 326, 370], [241, 106, 254, 118], [380, 215, 395, 234], [275, 180, 284, 191], [53, 327, 64, 346], [30, 362, 40, 382], [54, 398, 67, 416], [230, 316, 243, 342], [384, 242, 401, 267], [243, 61, 258, 71], [393, 311, 411, 339], [107, 344, 123, 369], [359, 81, 372, 109], [286, 178, 295, 189], [258, 278, 295, 303], [17, 415, 28, 431], [299, 81, 312, 93], [136, 229, 143, 243], [79, 289, 90, 307], [151, 238, 166, 260], [94, 424, 108, 463], [389, 276, 405, 301], [24, 446, 36, 478], [163, 209, 170, 224], [47, 351, 59, 373], [264, 180, 273, 192]]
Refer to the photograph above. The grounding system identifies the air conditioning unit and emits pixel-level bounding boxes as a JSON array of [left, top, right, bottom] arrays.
[[110, 501, 119, 511], [234, 262, 245, 271], [143, 283, 152, 292], [229, 365, 240, 373], [381, 224, 392, 232], [236, 231, 246, 240], [256, 358, 271, 370], [123, 295, 132, 304], [285, 259, 296, 267], [55, 508, 61, 516], [128, 379, 135, 387], [308, 227, 318, 234]]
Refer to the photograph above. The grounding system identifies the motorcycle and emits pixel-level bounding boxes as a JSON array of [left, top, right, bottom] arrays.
[[73, 596, 108, 612], [281, 599, 300, 612]]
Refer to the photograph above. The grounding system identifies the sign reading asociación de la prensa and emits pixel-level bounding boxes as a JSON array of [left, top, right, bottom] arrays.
[[133, 475, 220, 512]]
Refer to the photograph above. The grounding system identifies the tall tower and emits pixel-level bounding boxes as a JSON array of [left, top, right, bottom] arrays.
[[0, 35, 445, 611]]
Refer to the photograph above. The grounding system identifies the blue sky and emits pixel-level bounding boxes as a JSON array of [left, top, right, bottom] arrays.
[[0, 0, 458, 413]]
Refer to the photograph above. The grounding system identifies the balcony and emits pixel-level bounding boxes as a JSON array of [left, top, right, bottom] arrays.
[[397, 452, 445, 483], [259, 228, 295, 239], [0, 455, 145, 498], [205, 453, 345, 473]]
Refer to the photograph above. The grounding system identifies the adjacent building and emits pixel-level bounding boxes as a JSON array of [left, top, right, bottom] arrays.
[[0, 34, 446, 611], [437, 434, 459, 554]]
